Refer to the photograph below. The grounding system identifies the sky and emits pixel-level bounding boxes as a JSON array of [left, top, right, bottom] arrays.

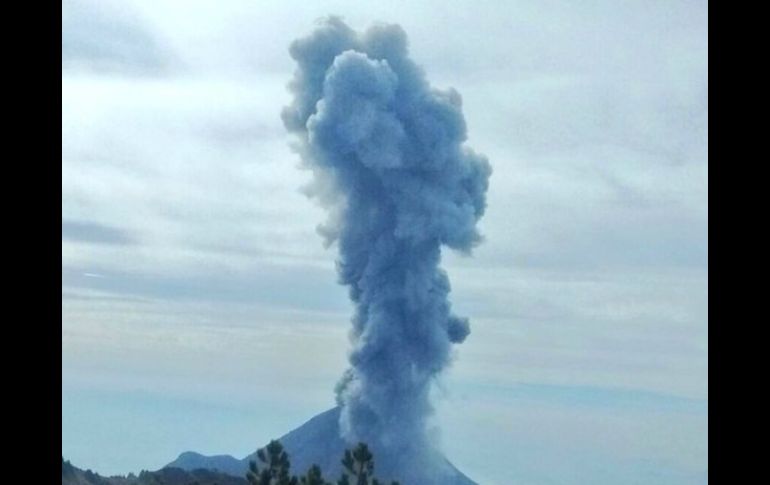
[[61, 1, 708, 484]]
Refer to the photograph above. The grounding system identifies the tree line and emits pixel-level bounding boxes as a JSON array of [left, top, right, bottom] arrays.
[[246, 441, 399, 485]]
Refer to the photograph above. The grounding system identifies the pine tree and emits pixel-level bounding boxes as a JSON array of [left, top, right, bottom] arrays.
[[247, 440, 299, 485], [299, 464, 329, 485], [337, 443, 399, 485], [341, 443, 373, 485]]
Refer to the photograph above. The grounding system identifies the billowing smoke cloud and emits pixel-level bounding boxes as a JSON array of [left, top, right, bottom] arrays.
[[283, 17, 490, 480]]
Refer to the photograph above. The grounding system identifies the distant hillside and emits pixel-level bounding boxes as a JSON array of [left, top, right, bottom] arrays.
[[62, 457, 248, 485], [165, 452, 245, 477]]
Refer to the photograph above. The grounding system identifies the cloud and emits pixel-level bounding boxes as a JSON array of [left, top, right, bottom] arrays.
[[62, 219, 136, 245], [62, 0, 178, 74], [60, 0, 708, 411], [61, 262, 348, 313]]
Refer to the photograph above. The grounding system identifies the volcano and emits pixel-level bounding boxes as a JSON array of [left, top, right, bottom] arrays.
[[165, 407, 477, 485]]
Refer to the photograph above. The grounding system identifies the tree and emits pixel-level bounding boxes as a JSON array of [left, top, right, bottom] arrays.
[[245, 439, 398, 485], [299, 464, 330, 485], [337, 443, 398, 485], [247, 440, 298, 485], [340, 443, 373, 485]]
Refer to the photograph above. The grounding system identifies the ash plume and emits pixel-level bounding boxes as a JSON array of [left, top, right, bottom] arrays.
[[282, 17, 491, 481]]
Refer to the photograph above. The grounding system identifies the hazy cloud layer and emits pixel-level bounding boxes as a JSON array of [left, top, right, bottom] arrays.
[[62, 0, 177, 74], [62, 220, 136, 245]]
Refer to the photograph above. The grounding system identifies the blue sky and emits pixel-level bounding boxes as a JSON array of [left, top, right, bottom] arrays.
[[61, 1, 708, 484]]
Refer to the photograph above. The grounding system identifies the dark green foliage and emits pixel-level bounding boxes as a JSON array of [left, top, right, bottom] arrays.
[[242, 440, 399, 485], [299, 464, 329, 485], [247, 440, 298, 485], [340, 443, 373, 485], [336, 443, 398, 485]]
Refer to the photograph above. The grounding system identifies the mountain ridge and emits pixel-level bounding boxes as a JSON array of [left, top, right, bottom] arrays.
[[62, 457, 247, 485], [165, 407, 477, 485]]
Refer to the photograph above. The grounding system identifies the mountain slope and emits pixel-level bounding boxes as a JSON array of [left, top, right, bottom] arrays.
[[165, 407, 477, 485]]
